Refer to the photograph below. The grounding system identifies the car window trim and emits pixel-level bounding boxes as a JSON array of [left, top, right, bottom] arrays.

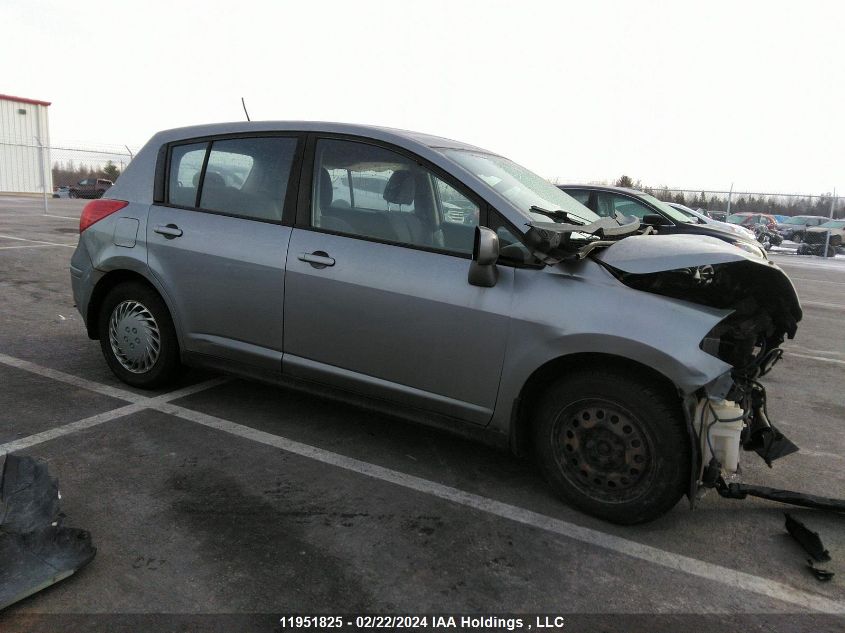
[[487, 208, 544, 269], [159, 132, 306, 226], [294, 132, 489, 257], [606, 191, 668, 223]]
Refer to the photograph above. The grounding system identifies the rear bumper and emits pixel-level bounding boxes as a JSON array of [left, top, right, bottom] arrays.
[[69, 241, 97, 330]]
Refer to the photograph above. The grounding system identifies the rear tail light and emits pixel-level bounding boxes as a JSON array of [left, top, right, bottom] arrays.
[[79, 199, 128, 233]]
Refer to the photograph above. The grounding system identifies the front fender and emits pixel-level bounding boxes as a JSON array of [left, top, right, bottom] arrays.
[[489, 262, 732, 433]]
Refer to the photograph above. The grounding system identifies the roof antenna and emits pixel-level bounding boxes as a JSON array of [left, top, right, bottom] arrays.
[[241, 97, 251, 122]]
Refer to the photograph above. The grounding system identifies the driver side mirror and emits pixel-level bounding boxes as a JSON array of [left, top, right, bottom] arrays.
[[468, 226, 499, 287]]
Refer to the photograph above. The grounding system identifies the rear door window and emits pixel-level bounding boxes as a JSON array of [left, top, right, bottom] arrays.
[[198, 137, 297, 222]]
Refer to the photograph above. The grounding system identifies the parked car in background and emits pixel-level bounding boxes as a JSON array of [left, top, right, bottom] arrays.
[[708, 210, 727, 221], [775, 215, 828, 243], [558, 185, 765, 257], [52, 186, 71, 199], [69, 178, 113, 199], [667, 202, 756, 240], [727, 212, 778, 230], [70, 121, 801, 524], [798, 219, 845, 257]]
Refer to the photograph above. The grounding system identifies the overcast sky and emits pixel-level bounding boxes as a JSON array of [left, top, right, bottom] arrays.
[[1, 0, 842, 194]]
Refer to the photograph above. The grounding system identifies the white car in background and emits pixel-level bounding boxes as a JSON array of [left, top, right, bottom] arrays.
[[668, 202, 756, 240]]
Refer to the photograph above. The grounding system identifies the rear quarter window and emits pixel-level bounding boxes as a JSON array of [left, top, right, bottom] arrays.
[[168, 142, 208, 207]]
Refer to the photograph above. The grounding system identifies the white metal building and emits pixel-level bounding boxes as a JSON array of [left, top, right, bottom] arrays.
[[0, 93, 52, 195]]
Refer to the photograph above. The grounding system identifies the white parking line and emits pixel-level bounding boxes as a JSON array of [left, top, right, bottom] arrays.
[[787, 346, 845, 359], [788, 352, 845, 366], [0, 233, 75, 248], [0, 351, 230, 408], [0, 352, 148, 403], [158, 401, 844, 614], [0, 373, 229, 457], [2, 351, 844, 614], [44, 214, 79, 221], [0, 244, 60, 250], [801, 300, 845, 310], [0, 404, 145, 454], [792, 277, 845, 286]]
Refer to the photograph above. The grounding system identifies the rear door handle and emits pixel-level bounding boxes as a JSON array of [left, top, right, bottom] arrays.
[[154, 224, 183, 238], [298, 251, 335, 268]]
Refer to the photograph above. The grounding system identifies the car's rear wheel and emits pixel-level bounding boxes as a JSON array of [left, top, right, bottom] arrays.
[[532, 369, 689, 524], [98, 281, 180, 388]]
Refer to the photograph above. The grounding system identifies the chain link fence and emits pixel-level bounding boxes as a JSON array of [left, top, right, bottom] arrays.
[[644, 187, 843, 222], [0, 138, 137, 211]]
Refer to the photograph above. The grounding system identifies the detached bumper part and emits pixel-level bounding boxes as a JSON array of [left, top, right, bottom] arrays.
[[784, 513, 835, 582], [0, 455, 96, 611], [741, 380, 798, 467], [718, 482, 845, 513]]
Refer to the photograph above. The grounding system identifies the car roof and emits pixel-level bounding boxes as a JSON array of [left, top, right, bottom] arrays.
[[109, 120, 540, 232], [154, 120, 492, 154], [558, 184, 648, 196]]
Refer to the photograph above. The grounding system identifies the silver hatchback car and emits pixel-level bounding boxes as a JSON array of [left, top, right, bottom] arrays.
[[70, 122, 801, 524]]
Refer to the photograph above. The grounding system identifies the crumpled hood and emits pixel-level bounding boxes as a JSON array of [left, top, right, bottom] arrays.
[[594, 233, 802, 335], [594, 234, 762, 273]]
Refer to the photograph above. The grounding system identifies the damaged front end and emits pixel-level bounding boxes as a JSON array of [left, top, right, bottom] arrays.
[[559, 231, 842, 514], [591, 236, 806, 502], [524, 226, 845, 514]]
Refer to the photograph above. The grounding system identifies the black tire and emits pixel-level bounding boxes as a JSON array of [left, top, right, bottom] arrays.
[[69, 190, 78, 199], [97, 281, 181, 388], [793, 232, 803, 243], [825, 245, 836, 257], [532, 369, 690, 524]]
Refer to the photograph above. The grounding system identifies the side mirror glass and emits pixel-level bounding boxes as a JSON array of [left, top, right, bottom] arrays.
[[468, 226, 499, 287]]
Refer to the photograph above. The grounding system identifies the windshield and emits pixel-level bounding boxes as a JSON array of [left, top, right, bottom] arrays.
[[440, 149, 600, 225], [639, 193, 695, 223], [820, 220, 845, 229], [782, 216, 810, 225], [727, 214, 747, 224]]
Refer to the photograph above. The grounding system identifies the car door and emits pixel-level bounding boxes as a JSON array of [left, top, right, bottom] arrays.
[[147, 135, 302, 373], [283, 136, 513, 425]]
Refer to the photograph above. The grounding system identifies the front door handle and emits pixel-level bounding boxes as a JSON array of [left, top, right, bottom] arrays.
[[298, 251, 335, 269], [154, 224, 183, 238]]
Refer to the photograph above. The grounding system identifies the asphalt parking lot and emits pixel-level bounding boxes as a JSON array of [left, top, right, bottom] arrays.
[[0, 196, 843, 632]]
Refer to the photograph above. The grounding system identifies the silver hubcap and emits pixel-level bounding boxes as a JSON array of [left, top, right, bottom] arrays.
[[108, 300, 161, 373]]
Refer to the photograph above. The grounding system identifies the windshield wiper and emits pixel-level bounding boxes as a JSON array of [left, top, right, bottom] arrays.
[[529, 205, 590, 226]]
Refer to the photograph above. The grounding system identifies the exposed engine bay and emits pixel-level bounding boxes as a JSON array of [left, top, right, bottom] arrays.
[[608, 260, 801, 375]]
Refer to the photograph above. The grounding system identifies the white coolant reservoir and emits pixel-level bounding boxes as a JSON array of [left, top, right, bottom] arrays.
[[697, 398, 745, 474]]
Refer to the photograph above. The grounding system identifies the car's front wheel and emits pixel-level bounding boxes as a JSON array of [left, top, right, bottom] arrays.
[[532, 369, 690, 524], [98, 281, 181, 388]]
